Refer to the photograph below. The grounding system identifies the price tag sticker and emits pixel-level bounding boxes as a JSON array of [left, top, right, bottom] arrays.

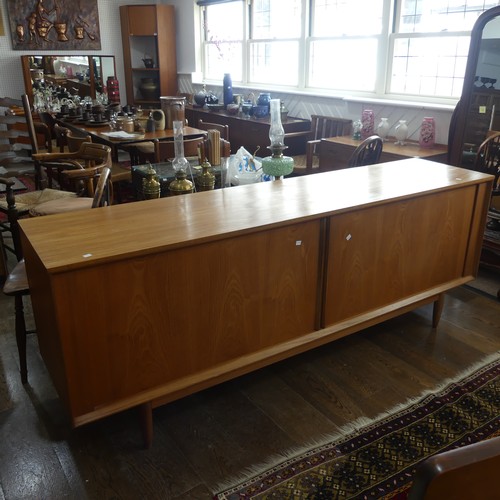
[[479, 105, 487, 114]]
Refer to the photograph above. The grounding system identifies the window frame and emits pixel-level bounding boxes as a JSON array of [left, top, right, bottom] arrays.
[[197, 0, 498, 106]]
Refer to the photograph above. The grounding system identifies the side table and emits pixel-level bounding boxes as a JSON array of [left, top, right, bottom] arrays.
[[319, 136, 448, 171]]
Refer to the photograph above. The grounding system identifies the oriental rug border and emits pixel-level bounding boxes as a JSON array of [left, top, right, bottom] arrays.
[[214, 351, 500, 499]]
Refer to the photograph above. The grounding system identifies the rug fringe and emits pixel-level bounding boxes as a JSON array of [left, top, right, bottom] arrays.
[[213, 350, 500, 494]]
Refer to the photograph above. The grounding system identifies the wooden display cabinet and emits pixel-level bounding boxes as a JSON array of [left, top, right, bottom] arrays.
[[120, 4, 178, 108]]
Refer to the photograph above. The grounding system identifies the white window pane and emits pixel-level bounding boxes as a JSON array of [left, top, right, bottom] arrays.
[[249, 42, 299, 85], [309, 39, 378, 91], [390, 36, 468, 97], [399, 0, 500, 33], [205, 3, 244, 41], [205, 42, 243, 82], [253, 0, 302, 39], [313, 0, 384, 36]]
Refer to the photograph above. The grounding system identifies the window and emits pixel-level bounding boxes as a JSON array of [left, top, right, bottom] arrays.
[[389, 0, 500, 99], [202, 1, 244, 81], [199, 0, 500, 103]]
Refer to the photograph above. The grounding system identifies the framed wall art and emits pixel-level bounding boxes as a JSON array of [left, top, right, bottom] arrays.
[[7, 0, 101, 50]]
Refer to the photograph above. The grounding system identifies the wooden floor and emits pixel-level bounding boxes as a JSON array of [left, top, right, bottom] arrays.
[[0, 273, 499, 499]]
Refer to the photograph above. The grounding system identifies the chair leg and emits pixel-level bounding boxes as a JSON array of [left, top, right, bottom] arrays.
[[14, 293, 28, 383]]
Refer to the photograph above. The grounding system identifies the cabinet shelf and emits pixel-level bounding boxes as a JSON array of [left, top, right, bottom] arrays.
[[120, 4, 178, 107]]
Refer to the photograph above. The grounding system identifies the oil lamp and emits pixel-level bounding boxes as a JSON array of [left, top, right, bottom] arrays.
[[261, 99, 294, 180]]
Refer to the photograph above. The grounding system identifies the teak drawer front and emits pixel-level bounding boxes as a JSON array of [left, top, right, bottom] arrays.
[[322, 186, 477, 326], [50, 220, 321, 419]]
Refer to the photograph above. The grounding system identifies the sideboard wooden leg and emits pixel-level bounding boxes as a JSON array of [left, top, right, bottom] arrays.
[[139, 401, 153, 449], [432, 294, 445, 328]]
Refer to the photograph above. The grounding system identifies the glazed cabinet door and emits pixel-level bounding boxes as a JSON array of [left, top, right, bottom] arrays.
[[322, 186, 478, 327]]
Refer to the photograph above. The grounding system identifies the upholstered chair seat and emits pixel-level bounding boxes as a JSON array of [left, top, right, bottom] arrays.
[[0, 188, 77, 214], [29, 196, 93, 216]]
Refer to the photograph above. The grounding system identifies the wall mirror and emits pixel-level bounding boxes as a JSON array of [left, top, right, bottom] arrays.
[[449, 6, 500, 167], [21, 55, 116, 103]]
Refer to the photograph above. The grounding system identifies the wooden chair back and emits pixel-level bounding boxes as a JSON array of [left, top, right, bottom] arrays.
[[66, 128, 92, 153], [287, 114, 353, 173], [91, 166, 111, 208], [22, 94, 52, 155], [474, 131, 500, 192], [309, 114, 353, 141], [197, 119, 230, 141], [35, 142, 112, 196], [348, 135, 383, 167], [408, 436, 500, 500], [154, 137, 206, 163]]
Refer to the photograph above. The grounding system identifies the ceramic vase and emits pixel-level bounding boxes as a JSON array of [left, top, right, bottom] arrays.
[[361, 109, 375, 140], [257, 93, 271, 114], [376, 117, 390, 141], [395, 120, 408, 145], [419, 117, 435, 148], [139, 78, 159, 101]]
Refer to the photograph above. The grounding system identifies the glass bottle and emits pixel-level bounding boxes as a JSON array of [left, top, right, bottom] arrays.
[[352, 120, 362, 140], [172, 120, 190, 173]]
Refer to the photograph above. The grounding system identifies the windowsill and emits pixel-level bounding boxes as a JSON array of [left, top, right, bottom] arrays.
[[188, 74, 458, 113]]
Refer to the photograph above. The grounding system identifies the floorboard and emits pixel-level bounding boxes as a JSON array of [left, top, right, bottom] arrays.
[[0, 273, 499, 499]]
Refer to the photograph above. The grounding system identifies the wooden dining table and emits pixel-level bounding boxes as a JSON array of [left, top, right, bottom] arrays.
[[57, 119, 207, 161]]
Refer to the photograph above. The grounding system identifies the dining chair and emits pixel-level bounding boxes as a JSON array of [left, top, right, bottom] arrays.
[[1, 166, 111, 383], [54, 124, 132, 203], [407, 435, 500, 500], [197, 119, 230, 141], [348, 135, 384, 167], [473, 131, 500, 230], [0, 142, 112, 261], [288, 114, 353, 174]]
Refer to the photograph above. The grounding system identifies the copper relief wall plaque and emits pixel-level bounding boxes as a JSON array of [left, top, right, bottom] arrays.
[[7, 0, 101, 50]]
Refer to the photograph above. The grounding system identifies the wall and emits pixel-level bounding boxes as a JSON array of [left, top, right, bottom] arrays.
[[0, 0, 455, 145]]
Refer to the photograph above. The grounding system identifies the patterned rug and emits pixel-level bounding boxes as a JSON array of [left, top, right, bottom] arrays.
[[214, 352, 500, 499]]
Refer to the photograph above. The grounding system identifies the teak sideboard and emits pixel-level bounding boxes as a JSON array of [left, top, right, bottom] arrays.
[[19, 159, 493, 445]]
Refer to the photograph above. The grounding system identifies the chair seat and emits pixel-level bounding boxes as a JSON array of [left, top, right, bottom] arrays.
[[0, 188, 77, 212], [2, 259, 29, 295], [30, 196, 94, 216], [111, 162, 132, 182]]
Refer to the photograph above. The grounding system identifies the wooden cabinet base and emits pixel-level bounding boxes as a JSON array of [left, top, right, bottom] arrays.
[[19, 159, 492, 445]]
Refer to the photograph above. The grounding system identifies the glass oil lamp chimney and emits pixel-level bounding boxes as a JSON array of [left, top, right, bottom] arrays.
[[169, 120, 194, 195], [172, 120, 190, 173], [262, 99, 294, 180]]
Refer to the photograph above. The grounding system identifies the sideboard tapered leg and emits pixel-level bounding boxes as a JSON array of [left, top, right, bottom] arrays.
[[432, 294, 445, 328], [139, 401, 153, 449]]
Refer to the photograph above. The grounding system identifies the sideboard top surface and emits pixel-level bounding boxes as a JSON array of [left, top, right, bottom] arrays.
[[20, 159, 493, 273]]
